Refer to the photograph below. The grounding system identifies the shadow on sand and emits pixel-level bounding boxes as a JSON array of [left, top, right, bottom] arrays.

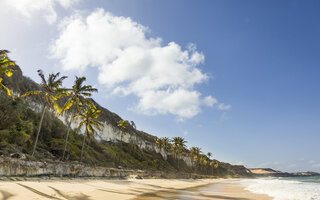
[[0, 190, 15, 200], [17, 183, 92, 200]]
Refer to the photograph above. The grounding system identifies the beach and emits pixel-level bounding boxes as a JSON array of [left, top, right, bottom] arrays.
[[0, 178, 272, 200]]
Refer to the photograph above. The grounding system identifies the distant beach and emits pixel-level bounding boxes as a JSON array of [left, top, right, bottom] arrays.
[[0, 178, 272, 200]]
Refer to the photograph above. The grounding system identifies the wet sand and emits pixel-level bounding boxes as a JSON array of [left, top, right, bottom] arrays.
[[134, 180, 272, 200], [0, 178, 272, 200]]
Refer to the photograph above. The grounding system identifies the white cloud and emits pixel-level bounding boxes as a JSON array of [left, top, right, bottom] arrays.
[[51, 9, 229, 119], [4, 0, 78, 24], [217, 103, 231, 110]]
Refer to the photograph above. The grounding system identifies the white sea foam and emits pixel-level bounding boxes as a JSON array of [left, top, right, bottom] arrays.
[[239, 177, 320, 200]]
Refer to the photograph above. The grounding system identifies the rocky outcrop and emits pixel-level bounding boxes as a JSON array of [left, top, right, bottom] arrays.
[[0, 157, 214, 179]]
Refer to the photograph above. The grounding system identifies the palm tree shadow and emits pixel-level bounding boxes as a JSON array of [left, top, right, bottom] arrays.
[[0, 190, 15, 200], [48, 186, 92, 200], [16, 183, 62, 200]]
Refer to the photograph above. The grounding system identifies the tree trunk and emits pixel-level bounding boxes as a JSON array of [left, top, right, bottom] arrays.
[[62, 112, 75, 160], [32, 105, 46, 156], [80, 129, 87, 163]]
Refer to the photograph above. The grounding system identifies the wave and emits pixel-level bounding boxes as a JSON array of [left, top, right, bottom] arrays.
[[240, 177, 320, 200]]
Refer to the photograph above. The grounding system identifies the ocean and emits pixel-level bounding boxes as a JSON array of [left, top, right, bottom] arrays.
[[240, 176, 320, 200]]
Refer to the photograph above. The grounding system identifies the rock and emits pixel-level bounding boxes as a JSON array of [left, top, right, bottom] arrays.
[[10, 153, 26, 159], [135, 175, 143, 179]]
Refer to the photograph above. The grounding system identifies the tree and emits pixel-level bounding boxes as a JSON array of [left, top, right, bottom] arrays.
[[0, 50, 15, 97], [156, 137, 170, 159], [190, 147, 201, 171], [60, 76, 98, 160], [199, 155, 208, 173], [207, 152, 212, 160], [130, 121, 136, 129], [74, 103, 103, 162], [22, 70, 67, 156], [117, 120, 130, 142], [210, 160, 219, 175], [171, 137, 187, 168]]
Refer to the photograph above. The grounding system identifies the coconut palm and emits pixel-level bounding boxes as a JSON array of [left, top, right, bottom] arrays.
[[156, 137, 170, 159], [171, 137, 187, 168], [209, 160, 217, 175], [190, 147, 201, 171], [74, 103, 103, 162], [161, 137, 170, 151], [22, 70, 67, 156], [199, 155, 208, 173], [60, 76, 98, 160], [156, 138, 163, 150], [207, 152, 212, 160], [0, 50, 15, 97], [117, 120, 130, 142]]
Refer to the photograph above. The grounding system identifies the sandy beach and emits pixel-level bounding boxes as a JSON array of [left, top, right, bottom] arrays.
[[0, 178, 272, 200]]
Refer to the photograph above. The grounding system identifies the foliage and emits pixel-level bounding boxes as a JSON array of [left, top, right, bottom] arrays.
[[0, 61, 243, 178], [0, 50, 16, 96]]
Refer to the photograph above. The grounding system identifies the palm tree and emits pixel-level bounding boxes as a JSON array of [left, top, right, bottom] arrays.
[[190, 147, 201, 171], [60, 76, 98, 160], [171, 137, 187, 168], [117, 120, 130, 142], [199, 155, 208, 173], [162, 137, 170, 151], [207, 152, 212, 160], [156, 137, 170, 159], [156, 138, 164, 150], [0, 50, 15, 97], [22, 70, 67, 156], [74, 103, 103, 162]]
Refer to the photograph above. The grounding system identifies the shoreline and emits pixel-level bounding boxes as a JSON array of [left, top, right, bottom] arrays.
[[0, 178, 272, 200], [133, 179, 273, 200]]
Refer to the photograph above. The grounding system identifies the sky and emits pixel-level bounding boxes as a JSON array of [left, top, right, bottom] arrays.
[[1, 0, 320, 172]]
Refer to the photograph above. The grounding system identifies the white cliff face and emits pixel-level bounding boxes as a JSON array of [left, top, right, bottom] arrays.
[[27, 101, 198, 167], [56, 109, 161, 153], [27, 101, 170, 161], [182, 156, 193, 167]]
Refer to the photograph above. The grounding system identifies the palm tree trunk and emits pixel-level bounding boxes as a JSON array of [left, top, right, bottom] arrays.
[[32, 105, 46, 156], [62, 112, 75, 160], [80, 129, 87, 163]]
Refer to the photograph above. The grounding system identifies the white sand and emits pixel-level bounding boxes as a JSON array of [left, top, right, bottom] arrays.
[[0, 178, 219, 200]]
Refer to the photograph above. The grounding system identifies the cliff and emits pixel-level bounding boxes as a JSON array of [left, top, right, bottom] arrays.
[[0, 65, 253, 177]]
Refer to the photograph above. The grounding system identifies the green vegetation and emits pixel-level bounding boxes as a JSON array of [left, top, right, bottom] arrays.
[[60, 76, 98, 160], [21, 70, 68, 156], [0, 50, 16, 97], [0, 49, 249, 178], [74, 103, 103, 162]]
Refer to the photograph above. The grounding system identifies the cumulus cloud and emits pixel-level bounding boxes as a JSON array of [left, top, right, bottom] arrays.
[[51, 9, 229, 119], [4, 0, 78, 24]]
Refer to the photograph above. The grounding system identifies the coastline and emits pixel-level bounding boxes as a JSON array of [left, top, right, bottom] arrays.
[[0, 178, 272, 200]]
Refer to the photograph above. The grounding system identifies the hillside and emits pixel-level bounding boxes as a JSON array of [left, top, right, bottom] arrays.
[[0, 65, 252, 178], [249, 168, 320, 177]]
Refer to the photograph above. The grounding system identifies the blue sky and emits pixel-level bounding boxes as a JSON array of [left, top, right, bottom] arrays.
[[1, 0, 320, 172]]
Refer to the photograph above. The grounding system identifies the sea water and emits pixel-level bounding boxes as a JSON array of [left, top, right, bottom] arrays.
[[240, 176, 320, 200]]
